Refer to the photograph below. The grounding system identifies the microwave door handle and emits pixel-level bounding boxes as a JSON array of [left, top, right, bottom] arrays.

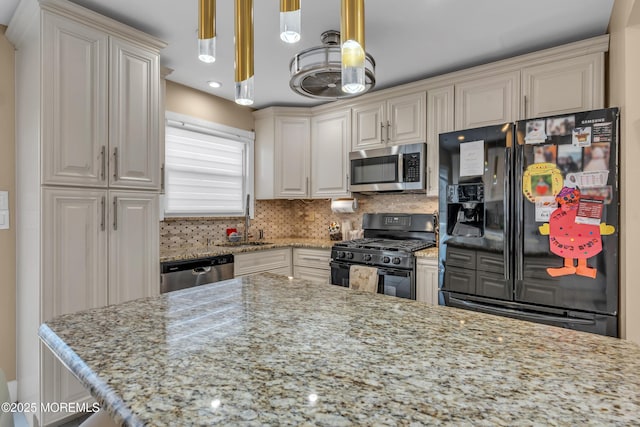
[[398, 153, 403, 184]]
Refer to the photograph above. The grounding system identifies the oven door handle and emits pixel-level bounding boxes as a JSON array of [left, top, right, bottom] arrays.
[[377, 267, 411, 277]]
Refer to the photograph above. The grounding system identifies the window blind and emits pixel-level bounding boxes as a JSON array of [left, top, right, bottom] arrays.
[[164, 121, 252, 217]]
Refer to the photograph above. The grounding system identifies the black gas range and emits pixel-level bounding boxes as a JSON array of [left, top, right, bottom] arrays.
[[330, 213, 436, 300]]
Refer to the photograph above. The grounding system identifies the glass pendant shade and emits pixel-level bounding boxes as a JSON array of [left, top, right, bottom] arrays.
[[340, 0, 366, 94], [198, 0, 216, 63], [280, 0, 301, 43], [235, 0, 254, 105]]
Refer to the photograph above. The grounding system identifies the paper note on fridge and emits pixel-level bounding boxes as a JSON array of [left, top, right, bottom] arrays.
[[459, 140, 485, 177]]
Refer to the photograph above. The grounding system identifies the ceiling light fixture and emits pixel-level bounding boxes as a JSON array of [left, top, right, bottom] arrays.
[[280, 0, 301, 43], [208, 80, 222, 88], [289, 30, 375, 100], [198, 0, 216, 63], [341, 0, 366, 94], [234, 0, 254, 105]]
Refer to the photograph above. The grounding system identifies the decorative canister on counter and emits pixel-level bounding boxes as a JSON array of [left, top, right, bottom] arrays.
[[329, 221, 342, 241]]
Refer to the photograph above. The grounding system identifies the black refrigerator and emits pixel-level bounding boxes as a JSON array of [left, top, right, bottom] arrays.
[[438, 108, 619, 337]]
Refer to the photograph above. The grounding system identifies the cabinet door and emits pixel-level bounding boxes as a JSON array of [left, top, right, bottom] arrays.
[[42, 188, 108, 424], [387, 92, 426, 145], [426, 86, 454, 196], [455, 71, 520, 130], [109, 191, 159, 304], [42, 13, 108, 187], [311, 110, 351, 198], [274, 116, 310, 198], [351, 100, 385, 150], [416, 258, 439, 305], [109, 37, 160, 190], [522, 54, 604, 119], [293, 266, 330, 284]]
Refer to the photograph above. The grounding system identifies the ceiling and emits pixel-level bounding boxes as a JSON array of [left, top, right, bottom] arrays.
[[2, 0, 615, 110]]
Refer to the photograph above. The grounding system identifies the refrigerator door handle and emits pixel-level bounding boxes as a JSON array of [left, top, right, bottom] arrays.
[[503, 143, 511, 282], [514, 135, 524, 282], [450, 297, 596, 326]]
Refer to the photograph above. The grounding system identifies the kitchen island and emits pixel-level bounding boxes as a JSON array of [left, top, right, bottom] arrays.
[[40, 273, 640, 426]]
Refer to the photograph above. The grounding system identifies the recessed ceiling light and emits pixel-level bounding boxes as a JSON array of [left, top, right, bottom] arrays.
[[207, 81, 222, 88]]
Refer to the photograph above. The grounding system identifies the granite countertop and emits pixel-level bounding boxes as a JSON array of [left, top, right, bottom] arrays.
[[161, 238, 439, 262], [160, 238, 336, 262], [40, 273, 640, 426]]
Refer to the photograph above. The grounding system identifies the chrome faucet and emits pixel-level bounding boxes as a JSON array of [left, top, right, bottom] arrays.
[[244, 194, 250, 243]]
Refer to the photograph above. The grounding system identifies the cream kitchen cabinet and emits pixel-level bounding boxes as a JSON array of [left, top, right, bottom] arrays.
[[41, 11, 161, 190], [234, 248, 293, 277], [255, 107, 350, 199], [454, 71, 520, 130], [351, 91, 426, 150], [293, 248, 331, 284], [8, 1, 165, 425], [521, 53, 604, 119], [426, 85, 454, 197], [41, 187, 158, 425], [416, 258, 439, 306], [311, 109, 351, 198]]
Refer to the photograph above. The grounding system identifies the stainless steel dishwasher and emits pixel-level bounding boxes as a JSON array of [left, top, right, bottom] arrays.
[[160, 254, 234, 294]]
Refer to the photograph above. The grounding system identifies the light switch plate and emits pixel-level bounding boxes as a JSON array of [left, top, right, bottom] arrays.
[[0, 191, 8, 210], [0, 210, 8, 230]]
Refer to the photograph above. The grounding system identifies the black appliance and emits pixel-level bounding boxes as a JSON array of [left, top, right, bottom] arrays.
[[160, 254, 234, 294], [439, 108, 619, 337], [330, 213, 436, 299]]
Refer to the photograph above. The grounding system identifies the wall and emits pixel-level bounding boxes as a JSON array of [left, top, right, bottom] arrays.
[[160, 194, 438, 249], [165, 81, 255, 131], [608, 0, 640, 344], [0, 26, 16, 381]]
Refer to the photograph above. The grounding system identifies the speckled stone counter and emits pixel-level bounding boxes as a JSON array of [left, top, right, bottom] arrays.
[[40, 273, 640, 426], [160, 238, 335, 262], [414, 246, 438, 258]]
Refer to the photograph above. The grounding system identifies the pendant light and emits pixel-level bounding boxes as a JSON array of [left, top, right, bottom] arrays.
[[198, 0, 216, 63], [234, 0, 254, 105], [341, 0, 366, 94], [280, 0, 301, 43]]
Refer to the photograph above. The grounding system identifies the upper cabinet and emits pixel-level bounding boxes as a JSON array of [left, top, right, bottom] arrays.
[[254, 107, 351, 199], [351, 91, 426, 150], [426, 86, 454, 197], [521, 53, 604, 119], [311, 109, 351, 198], [41, 12, 161, 190], [454, 71, 520, 130]]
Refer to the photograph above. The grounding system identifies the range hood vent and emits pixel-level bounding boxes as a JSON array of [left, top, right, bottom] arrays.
[[289, 30, 375, 100]]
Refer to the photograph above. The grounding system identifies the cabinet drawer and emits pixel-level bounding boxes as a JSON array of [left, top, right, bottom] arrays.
[[443, 266, 475, 294], [445, 247, 476, 269], [476, 251, 505, 274], [476, 271, 510, 300], [234, 248, 292, 277], [293, 266, 330, 284], [293, 248, 331, 270]]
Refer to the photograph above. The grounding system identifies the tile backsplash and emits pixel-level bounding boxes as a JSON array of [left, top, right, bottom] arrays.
[[160, 194, 438, 249]]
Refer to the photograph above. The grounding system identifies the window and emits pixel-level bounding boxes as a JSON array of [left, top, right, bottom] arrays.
[[164, 112, 254, 217]]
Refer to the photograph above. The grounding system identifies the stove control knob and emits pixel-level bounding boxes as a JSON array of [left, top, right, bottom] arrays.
[[382, 256, 391, 264], [338, 251, 346, 259], [346, 252, 354, 260], [363, 254, 372, 262], [392, 257, 401, 265]]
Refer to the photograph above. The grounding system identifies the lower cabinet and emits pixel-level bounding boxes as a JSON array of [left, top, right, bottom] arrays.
[[41, 187, 159, 425], [292, 248, 331, 284], [234, 248, 292, 277], [416, 258, 439, 305]]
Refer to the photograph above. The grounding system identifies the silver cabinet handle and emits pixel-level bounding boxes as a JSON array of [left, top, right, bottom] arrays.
[[380, 122, 385, 143], [113, 147, 119, 180], [100, 196, 105, 231], [523, 95, 528, 119], [386, 120, 391, 143], [161, 163, 165, 192], [113, 196, 118, 231], [100, 146, 106, 181], [346, 174, 349, 191], [306, 176, 309, 196]]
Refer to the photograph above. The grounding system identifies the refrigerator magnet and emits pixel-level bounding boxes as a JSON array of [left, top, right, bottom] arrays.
[[546, 115, 575, 137], [572, 127, 592, 147], [535, 196, 557, 222], [524, 119, 547, 144], [522, 163, 564, 203]]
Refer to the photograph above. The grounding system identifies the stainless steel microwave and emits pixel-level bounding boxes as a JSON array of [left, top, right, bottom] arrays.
[[349, 143, 427, 193]]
